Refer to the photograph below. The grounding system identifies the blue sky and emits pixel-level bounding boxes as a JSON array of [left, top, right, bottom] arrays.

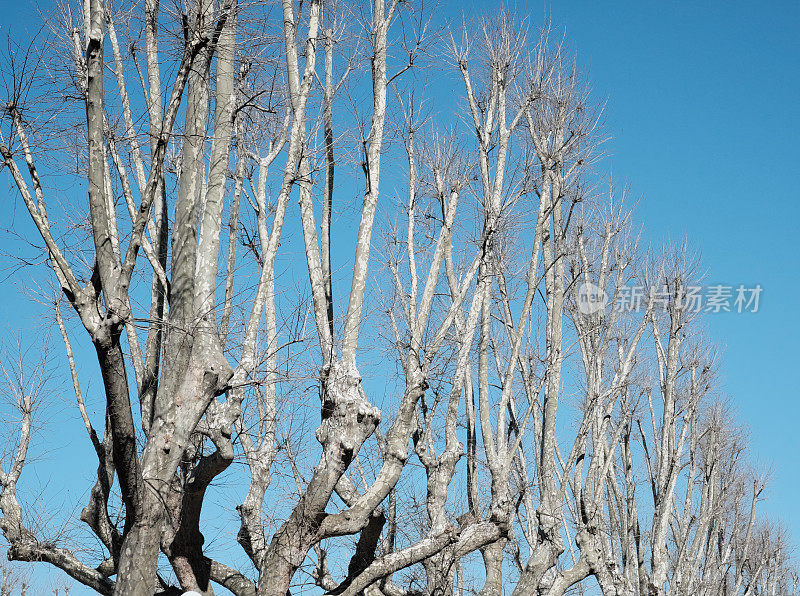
[[0, 0, 798, 591], [502, 0, 800, 536]]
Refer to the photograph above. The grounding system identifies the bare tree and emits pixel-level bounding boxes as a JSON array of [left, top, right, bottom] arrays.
[[0, 2, 794, 595]]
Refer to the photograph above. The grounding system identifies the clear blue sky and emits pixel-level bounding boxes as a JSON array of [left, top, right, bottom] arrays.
[[1, 0, 798, 590], [500, 0, 800, 536]]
